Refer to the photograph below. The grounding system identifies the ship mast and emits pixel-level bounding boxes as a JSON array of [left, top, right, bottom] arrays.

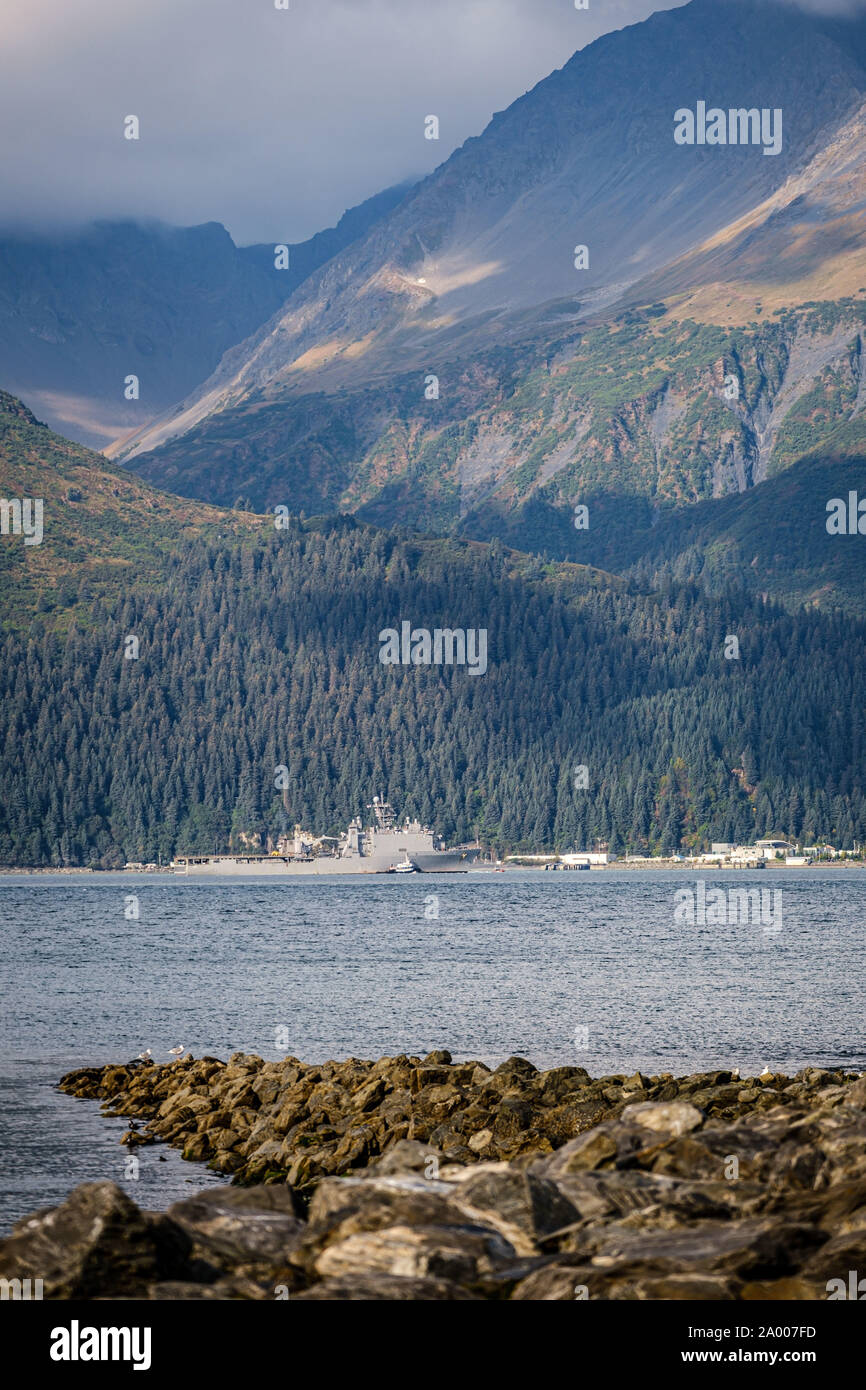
[[368, 795, 396, 831]]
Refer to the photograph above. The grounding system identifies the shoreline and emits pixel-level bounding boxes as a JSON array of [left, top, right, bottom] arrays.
[[1, 861, 863, 876]]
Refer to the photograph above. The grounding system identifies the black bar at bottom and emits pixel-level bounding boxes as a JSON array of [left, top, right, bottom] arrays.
[[4, 1295, 860, 1378]]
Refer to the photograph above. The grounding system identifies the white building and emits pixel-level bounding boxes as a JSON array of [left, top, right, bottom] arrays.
[[701, 844, 773, 864], [560, 851, 612, 866], [754, 839, 793, 859]]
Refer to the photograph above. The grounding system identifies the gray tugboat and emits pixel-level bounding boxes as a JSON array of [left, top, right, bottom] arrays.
[[173, 797, 479, 876]]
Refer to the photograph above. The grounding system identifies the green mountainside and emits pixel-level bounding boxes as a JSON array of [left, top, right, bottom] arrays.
[[1, 404, 864, 865], [620, 451, 866, 613], [124, 298, 866, 611], [0, 390, 263, 630]]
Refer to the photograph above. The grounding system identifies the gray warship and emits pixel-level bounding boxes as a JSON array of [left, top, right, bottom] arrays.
[[172, 797, 479, 876]]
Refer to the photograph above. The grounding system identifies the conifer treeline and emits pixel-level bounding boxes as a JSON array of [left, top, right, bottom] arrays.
[[2, 522, 864, 865]]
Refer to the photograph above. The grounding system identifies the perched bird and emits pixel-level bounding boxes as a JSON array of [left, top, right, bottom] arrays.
[[731, 1067, 740, 1081], [760, 1065, 771, 1077], [168, 1045, 186, 1060], [137, 1049, 152, 1062]]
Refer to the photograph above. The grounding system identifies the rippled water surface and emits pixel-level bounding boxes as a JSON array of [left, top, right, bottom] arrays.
[[1, 868, 864, 1230]]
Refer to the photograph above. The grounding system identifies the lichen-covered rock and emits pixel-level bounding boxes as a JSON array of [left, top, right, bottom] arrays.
[[314, 1222, 516, 1283], [620, 1100, 704, 1137]]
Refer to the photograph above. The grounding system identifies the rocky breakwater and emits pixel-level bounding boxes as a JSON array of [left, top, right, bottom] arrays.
[[0, 1053, 863, 1299]]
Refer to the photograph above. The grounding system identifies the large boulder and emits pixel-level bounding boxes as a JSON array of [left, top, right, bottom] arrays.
[[620, 1100, 704, 1138], [0, 1182, 190, 1298], [314, 1222, 516, 1283], [166, 1185, 303, 1270], [451, 1166, 578, 1243]]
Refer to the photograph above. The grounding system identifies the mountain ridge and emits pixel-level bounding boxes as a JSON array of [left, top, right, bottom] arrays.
[[0, 182, 410, 449], [114, 0, 866, 465]]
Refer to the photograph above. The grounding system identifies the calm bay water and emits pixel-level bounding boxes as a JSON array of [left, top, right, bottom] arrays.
[[1, 867, 864, 1232]]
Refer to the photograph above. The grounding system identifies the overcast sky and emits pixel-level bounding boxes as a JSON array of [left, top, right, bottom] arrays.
[[0, 0, 692, 245], [0, 0, 859, 246]]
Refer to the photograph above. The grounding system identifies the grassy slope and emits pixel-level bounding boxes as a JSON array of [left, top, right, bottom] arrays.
[[0, 391, 265, 631], [0, 388, 621, 632]]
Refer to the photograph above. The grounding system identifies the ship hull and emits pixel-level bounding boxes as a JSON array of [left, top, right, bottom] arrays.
[[174, 848, 479, 876]]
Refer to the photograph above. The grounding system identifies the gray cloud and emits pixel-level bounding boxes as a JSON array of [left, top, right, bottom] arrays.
[[0, 0, 687, 244], [787, 0, 866, 11]]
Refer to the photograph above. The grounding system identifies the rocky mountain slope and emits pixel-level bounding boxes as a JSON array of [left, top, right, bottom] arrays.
[[0, 184, 407, 449], [115, 296, 866, 609], [115, 0, 866, 474], [627, 94, 866, 323]]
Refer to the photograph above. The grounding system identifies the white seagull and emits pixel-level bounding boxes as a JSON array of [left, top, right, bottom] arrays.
[[731, 1067, 740, 1081], [760, 1065, 771, 1078], [168, 1045, 186, 1061], [137, 1049, 152, 1062]]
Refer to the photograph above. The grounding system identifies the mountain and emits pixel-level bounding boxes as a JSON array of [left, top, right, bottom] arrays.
[[238, 183, 413, 294], [2, 489, 865, 867], [454, 298, 866, 611], [0, 390, 263, 630], [0, 184, 409, 449], [623, 449, 866, 614], [109, 293, 866, 610], [107, 1, 866, 605], [624, 94, 866, 322], [3, 393, 864, 865], [115, 0, 866, 474]]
